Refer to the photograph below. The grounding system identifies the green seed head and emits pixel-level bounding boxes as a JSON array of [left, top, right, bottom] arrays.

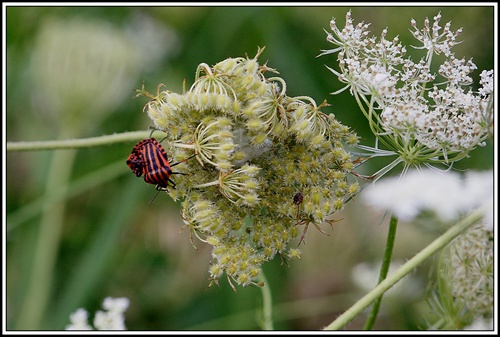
[[138, 47, 358, 287]]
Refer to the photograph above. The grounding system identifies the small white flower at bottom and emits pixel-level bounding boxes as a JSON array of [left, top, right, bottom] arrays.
[[65, 297, 129, 331], [65, 308, 93, 330]]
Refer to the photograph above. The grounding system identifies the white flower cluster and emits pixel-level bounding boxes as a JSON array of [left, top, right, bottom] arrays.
[[361, 169, 494, 231], [426, 223, 493, 330], [65, 297, 129, 330], [464, 317, 493, 331], [444, 224, 494, 318], [31, 17, 173, 129], [321, 11, 494, 173]]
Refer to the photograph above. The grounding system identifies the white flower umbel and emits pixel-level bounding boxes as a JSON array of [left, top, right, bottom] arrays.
[[361, 169, 494, 230], [65, 297, 130, 331], [464, 317, 493, 331], [93, 297, 130, 330], [426, 224, 494, 330], [444, 225, 494, 318], [65, 308, 93, 330], [321, 11, 494, 178]]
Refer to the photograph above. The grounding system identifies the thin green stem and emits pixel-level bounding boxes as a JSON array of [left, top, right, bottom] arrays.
[[187, 292, 357, 330], [7, 160, 127, 233], [258, 271, 274, 330], [6, 130, 152, 152], [10, 130, 156, 329], [323, 207, 485, 330], [15, 130, 77, 329], [363, 214, 398, 330]]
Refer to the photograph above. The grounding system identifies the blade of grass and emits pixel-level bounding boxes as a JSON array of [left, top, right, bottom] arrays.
[[7, 159, 128, 233], [46, 180, 146, 329]]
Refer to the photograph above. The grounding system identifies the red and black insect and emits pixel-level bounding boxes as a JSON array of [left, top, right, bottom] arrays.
[[126, 138, 195, 191]]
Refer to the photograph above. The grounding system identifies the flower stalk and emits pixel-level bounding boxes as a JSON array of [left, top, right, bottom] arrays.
[[323, 207, 485, 330], [363, 215, 398, 330], [7, 130, 152, 152]]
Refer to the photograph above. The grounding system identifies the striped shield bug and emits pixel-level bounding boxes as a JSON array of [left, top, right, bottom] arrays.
[[126, 138, 195, 192]]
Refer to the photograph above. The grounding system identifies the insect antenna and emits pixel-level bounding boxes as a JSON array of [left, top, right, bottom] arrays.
[[170, 153, 198, 167], [148, 189, 162, 205]]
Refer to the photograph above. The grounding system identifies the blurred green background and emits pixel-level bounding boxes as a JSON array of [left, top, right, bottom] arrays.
[[5, 5, 494, 331]]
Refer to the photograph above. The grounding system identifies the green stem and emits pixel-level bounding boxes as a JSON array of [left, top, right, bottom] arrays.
[[323, 207, 484, 330], [258, 271, 274, 330], [12, 130, 154, 329], [7, 160, 127, 233], [15, 132, 77, 329], [6, 130, 151, 152], [363, 214, 398, 330]]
